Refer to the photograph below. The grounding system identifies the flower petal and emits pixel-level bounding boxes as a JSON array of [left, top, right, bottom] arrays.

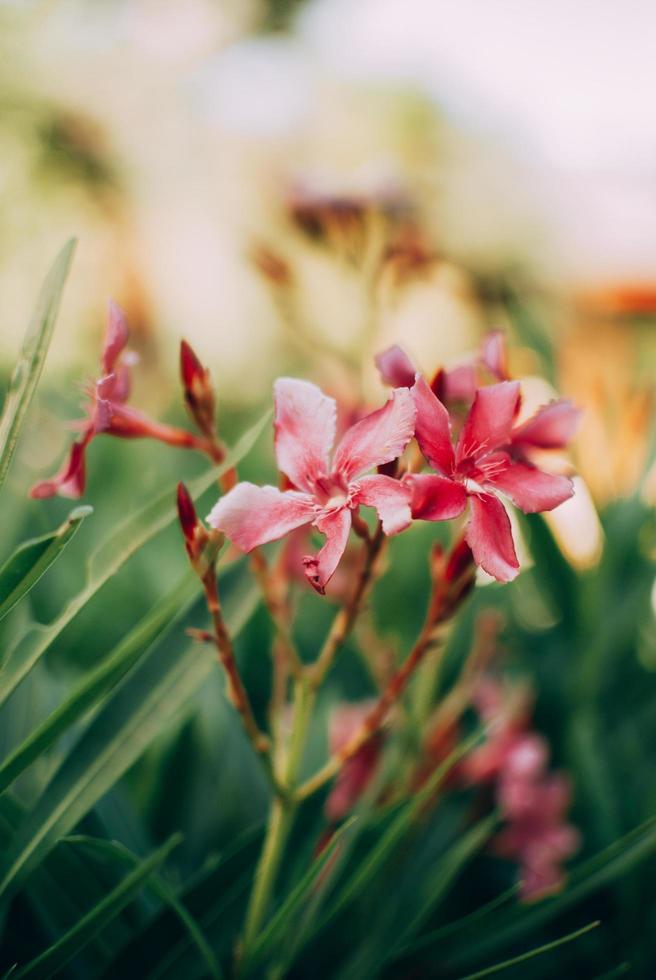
[[490, 462, 574, 513], [207, 482, 315, 551], [302, 506, 351, 594], [403, 473, 467, 522], [274, 378, 337, 492], [355, 474, 413, 534], [411, 374, 455, 474], [30, 437, 89, 499], [466, 492, 519, 582], [438, 363, 478, 404], [481, 331, 509, 381], [102, 301, 130, 374], [511, 400, 581, 450], [375, 345, 416, 388], [457, 381, 521, 462], [332, 388, 415, 482]]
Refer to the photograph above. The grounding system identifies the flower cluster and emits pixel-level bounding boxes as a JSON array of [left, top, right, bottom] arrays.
[[464, 677, 579, 900], [31, 303, 221, 499], [207, 333, 579, 589]]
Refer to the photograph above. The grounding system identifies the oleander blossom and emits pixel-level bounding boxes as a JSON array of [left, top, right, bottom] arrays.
[[464, 678, 579, 901], [31, 302, 209, 499], [405, 374, 579, 581], [376, 331, 509, 409], [207, 378, 416, 593]]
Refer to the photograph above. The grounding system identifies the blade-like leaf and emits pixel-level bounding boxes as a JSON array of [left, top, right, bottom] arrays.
[[0, 410, 270, 707], [0, 506, 92, 626], [105, 823, 265, 979], [0, 569, 199, 794], [0, 240, 76, 493], [442, 815, 656, 972], [0, 555, 261, 900], [389, 815, 496, 962], [63, 835, 221, 980], [457, 920, 600, 980], [12, 834, 181, 980], [242, 820, 354, 976]]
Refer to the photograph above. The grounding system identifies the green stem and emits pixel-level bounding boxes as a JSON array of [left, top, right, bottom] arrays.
[[241, 678, 315, 954]]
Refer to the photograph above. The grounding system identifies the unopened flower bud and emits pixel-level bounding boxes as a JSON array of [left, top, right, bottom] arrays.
[[180, 340, 217, 441], [177, 482, 209, 567]]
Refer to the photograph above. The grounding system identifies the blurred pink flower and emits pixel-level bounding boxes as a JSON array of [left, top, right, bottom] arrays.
[[31, 302, 210, 499], [406, 376, 576, 581], [325, 701, 383, 822], [464, 677, 579, 901], [207, 379, 415, 593]]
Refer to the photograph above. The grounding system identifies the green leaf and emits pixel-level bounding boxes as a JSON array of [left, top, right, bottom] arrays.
[[0, 240, 76, 493], [105, 823, 265, 979], [63, 835, 221, 980], [319, 730, 483, 933], [242, 819, 354, 977], [0, 506, 92, 626], [389, 814, 496, 962], [456, 920, 600, 980], [0, 410, 270, 708], [0, 555, 261, 901], [0, 569, 199, 794], [13, 834, 181, 980], [442, 815, 656, 972]]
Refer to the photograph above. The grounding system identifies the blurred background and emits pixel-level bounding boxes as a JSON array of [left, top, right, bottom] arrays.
[[2, 0, 656, 505]]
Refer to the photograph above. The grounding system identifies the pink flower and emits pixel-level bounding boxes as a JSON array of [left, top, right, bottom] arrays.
[[405, 376, 578, 581], [325, 701, 383, 822], [464, 676, 579, 901], [376, 331, 509, 409], [31, 302, 210, 499], [495, 748, 580, 902], [207, 379, 416, 593]]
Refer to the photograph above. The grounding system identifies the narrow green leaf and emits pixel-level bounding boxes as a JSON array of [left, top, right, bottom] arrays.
[[243, 819, 354, 976], [456, 919, 600, 980], [63, 835, 221, 980], [0, 410, 270, 707], [0, 558, 260, 900], [0, 569, 198, 794], [106, 823, 265, 979], [443, 815, 656, 971], [0, 240, 76, 493], [389, 815, 496, 961], [0, 506, 92, 626], [318, 729, 483, 933], [13, 834, 181, 980]]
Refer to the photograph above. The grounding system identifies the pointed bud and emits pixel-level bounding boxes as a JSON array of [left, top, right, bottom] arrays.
[[177, 482, 208, 566], [180, 340, 217, 442]]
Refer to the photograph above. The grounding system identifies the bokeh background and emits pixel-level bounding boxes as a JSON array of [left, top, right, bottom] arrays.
[[2, 1, 656, 977]]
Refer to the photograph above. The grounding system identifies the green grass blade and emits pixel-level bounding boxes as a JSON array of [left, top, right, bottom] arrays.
[[318, 730, 483, 933], [0, 410, 270, 707], [0, 240, 76, 493], [242, 820, 354, 976], [12, 834, 181, 980], [0, 558, 260, 901], [457, 920, 600, 980], [443, 815, 656, 971], [0, 506, 92, 626], [63, 835, 221, 980], [0, 569, 199, 794], [389, 814, 496, 961]]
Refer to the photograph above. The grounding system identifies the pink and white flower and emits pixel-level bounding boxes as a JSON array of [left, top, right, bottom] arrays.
[[405, 376, 579, 582], [207, 379, 416, 593]]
